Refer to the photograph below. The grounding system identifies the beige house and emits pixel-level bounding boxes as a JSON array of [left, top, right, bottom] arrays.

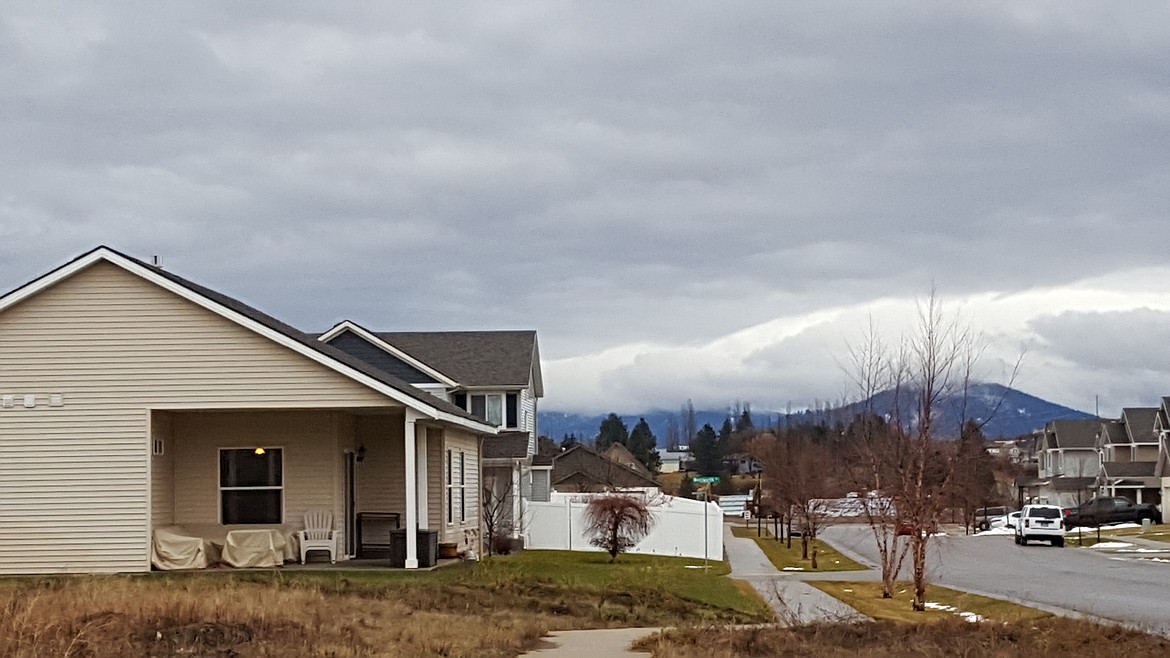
[[0, 247, 498, 575]]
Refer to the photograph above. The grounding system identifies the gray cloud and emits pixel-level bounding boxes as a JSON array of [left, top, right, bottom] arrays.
[[2, 3, 1169, 412]]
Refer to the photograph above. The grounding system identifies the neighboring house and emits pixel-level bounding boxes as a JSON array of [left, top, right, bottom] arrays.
[[1152, 398, 1170, 522], [1025, 419, 1101, 507], [724, 452, 763, 476], [316, 322, 544, 543], [0, 247, 513, 575], [1097, 408, 1160, 506], [550, 444, 660, 492], [601, 443, 655, 480], [658, 449, 691, 474]]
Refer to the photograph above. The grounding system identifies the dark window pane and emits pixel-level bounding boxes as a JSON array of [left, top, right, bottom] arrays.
[[220, 449, 282, 487], [506, 393, 518, 428], [222, 490, 282, 524], [453, 392, 467, 410], [470, 395, 486, 420]]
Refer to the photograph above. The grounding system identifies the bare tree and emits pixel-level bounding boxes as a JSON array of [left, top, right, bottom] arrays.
[[482, 474, 519, 556], [843, 318, 910, 598], [753, 431, 846, 566], [583, 494, 655, 562]]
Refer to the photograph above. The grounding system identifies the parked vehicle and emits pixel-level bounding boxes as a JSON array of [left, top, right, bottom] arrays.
[[988, 511, 1021, 530], [1062, 496, 1160, 530], [974, 506, 1010, 531], [1015, 504, 1065, 547]]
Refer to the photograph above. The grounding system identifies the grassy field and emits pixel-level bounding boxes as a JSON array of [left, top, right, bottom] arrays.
[[809, 581, 1049, 623], [0, 551, 771, 657], [635, 617, 1170, 657], [730, 525, 867, 572]]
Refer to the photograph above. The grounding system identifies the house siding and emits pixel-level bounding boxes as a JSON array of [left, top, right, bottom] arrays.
[[169, 410, 342, 527], [443, 429, 479, 547], [0, 262, 395, 574], [521, 387, 536, 455]]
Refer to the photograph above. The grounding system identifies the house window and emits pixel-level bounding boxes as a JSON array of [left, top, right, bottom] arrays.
[[506, 393, 518, 428], [446, 449, 454, 525], [452, 392, 467, 410], [470, 394, 504, 426], [220, 448, 283, 524]]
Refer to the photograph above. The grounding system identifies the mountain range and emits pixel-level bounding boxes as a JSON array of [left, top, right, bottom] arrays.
[[537, 384, 1095, 446]]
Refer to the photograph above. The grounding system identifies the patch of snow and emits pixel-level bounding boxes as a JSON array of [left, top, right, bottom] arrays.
[[924, 602, 984, 623], [1090, 542, 1135, 550], [1068, 523, 1141, 534], [782, 567, 804, 571], [1116, 548, 1170, 554], [974, 527, 1014, 536]]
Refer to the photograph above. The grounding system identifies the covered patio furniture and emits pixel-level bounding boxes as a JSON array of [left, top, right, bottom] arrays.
[[222, 528, 286, 568]]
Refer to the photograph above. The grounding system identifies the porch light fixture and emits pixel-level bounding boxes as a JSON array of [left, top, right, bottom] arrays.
[[356, 444, 366, 462], [254, 447, 266, 456]]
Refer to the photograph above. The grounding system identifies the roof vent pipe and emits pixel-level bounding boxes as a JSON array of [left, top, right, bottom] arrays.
[[151, 255, 164, 269]]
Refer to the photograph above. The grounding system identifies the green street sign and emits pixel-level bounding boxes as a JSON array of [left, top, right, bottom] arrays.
[[692, 476, 720, 484]]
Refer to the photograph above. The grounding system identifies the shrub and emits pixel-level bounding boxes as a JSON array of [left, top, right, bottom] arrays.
[[584, 494, 655, 562]]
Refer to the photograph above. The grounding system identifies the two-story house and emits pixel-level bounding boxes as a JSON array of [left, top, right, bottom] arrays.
[[1026, 419, 1101, 507], [316, 322, 545, 545], [1097, 408, 1160, 506]]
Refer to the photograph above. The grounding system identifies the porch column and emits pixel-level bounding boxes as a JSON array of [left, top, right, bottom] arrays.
[[404, 410, 424, 569], [416, 426, 428, 529]]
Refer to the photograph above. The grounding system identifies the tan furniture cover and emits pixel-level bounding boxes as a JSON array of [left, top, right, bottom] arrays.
[[151, 526, 215, 571], [221, 528, 288, 568]]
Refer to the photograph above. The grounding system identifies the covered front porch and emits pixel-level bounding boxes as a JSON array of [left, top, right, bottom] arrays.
[[149, 407, 481, 570]]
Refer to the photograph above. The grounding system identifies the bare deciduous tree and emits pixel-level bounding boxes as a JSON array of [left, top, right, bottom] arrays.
[[583, 494, 654, 562]]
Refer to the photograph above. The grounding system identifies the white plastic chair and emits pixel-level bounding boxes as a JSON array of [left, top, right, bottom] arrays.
[[298, 510, 337, 564]]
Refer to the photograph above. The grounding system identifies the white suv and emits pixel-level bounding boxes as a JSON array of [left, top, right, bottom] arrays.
[[1015, 504, 1066, 547]]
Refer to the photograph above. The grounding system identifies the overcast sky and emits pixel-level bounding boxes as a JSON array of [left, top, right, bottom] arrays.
[[2, 3, 1168, 416]]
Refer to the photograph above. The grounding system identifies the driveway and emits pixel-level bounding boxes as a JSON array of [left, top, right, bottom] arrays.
[[821, 524, 1170, 633]]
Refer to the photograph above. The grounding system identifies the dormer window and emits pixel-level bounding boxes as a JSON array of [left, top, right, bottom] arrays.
[[506, 393, 518, 429]]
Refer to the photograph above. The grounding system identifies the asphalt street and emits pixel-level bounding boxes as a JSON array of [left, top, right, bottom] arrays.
[[821, 524, 1170, 634]]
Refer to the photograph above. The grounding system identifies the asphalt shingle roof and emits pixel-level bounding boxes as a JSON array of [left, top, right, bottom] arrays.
[[375, 331, 537, 388], [1048, 419, 1101, 449], [482, 432, 531, 459], [1122, 407, 1160, 443], [1102, 461, 1157, 478]]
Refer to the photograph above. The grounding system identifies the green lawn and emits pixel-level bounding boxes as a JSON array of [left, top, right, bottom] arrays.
[[811, 581, 1050, 624], [731, 525, 867, 572]]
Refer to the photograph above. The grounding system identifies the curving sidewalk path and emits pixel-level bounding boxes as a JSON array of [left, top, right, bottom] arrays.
[[723, 522, 869, 624]]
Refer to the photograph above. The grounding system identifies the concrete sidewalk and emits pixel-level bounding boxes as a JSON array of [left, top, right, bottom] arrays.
[[520, 628, 658, 657], [724, 523, 869, 624]]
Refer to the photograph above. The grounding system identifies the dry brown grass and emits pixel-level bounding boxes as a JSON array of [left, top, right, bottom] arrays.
[[0, 577, 549, 657], [636, 617, 1170, 657]]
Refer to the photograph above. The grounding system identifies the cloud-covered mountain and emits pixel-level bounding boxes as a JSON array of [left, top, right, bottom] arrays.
[[538, 384, 1095, 444]]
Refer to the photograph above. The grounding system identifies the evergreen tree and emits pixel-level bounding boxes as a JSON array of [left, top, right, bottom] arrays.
[[682, 399, 697, 446], [678, 474, 696, 499], [560, 433, 579, 450], [627, 418, 662, 473], [691, 423, 722, 475], [596, 413, 629, 450], [738, 403, 754, 432], [718, 417, 735, 456]]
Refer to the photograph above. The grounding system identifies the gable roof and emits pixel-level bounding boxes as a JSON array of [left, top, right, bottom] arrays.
[[316, 321, 457, 387], [374, 331, 542, 395], [1047, 419, 1100, 449], [601, 443, 655, 479], [0, 246, 495, 433], [551, 444, 659, 489], [1121, 407, 1160, 444], [1099, 421, 1129, 446]]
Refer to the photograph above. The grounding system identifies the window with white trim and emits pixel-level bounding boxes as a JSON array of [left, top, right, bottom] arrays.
[[219, 448, 283, 524], [506, 393, 519, 429], [446, 449, 454, 525]]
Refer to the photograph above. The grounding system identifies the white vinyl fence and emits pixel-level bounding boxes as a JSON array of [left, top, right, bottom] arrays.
[[525, 491, 724, 560]]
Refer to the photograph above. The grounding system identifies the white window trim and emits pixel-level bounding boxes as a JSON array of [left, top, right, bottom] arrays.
[[446, 449, 455, 526], [218, 446, 285, 525]]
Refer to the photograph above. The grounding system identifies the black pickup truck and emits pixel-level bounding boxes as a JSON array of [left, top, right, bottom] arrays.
[[1063, 496, 1160, 529]]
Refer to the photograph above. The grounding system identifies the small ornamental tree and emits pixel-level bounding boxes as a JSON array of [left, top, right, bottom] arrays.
[[584, 494, 654, 562]]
